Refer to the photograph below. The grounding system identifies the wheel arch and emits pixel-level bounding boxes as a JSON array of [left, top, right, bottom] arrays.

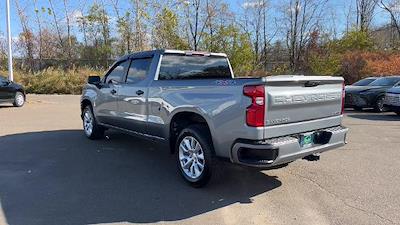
[[15, 89, 25, 97], [80, 99, 93, 118], [169, 111, 214, 154]]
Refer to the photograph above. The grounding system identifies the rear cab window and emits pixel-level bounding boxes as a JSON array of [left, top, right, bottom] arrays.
[[158, 54, 232, 80]]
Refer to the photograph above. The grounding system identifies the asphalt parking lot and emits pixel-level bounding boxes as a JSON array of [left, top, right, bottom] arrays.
[[1, 95, 400, 225]]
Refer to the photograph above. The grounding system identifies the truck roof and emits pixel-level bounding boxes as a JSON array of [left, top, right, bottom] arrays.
[[116, 49, 227, 62]]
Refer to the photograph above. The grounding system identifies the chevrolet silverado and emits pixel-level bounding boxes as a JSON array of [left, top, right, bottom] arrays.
[[80, 49, 348, 187]]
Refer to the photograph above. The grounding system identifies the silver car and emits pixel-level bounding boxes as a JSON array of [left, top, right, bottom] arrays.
[[384, 86, 400, 115]]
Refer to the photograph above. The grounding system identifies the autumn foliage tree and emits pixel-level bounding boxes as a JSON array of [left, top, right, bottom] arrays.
[[363, 52, 400, 75]]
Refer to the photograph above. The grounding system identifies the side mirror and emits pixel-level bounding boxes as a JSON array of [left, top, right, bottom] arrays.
[[88, 76, 101, 85]]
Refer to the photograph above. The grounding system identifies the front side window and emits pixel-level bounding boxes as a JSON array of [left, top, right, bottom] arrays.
[[158, 54, 232, 80], [126, 58, 152, 83], [105, 60, 130, 84]]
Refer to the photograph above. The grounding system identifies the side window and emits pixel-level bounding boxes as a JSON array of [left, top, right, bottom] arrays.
[[126, 58, 152, 83], [105, 60, 130, 84]]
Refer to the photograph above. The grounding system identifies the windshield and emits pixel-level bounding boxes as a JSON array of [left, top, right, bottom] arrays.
[[369, 77, 400, 86], [352, 78, 375, 86]]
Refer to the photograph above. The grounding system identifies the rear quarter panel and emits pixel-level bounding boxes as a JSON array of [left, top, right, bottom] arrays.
[[147, 78, 264, 158]]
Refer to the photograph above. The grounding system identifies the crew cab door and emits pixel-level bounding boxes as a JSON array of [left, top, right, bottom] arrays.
[[95, 60, 130, 125], [116, 57, 153, 134]]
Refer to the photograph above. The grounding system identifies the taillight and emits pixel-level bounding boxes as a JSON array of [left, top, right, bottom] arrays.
[[341, 81, 345, 114], [243, 85, 265, 127]]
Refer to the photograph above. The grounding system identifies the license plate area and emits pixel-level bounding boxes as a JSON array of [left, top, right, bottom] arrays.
[[299, 132, 315, 148]]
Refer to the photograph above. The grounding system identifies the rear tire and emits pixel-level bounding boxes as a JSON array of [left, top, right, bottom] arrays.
[[13, 92, 25, 107], [176, 125, 215, 188], [82, 106, 105, 140]]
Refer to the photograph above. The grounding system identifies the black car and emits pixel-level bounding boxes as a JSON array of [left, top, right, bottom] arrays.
[[345, 76, 400, 112], [0, 75, 25, 107]]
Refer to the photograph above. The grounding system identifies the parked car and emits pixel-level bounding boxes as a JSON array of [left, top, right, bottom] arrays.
[[80, 49, 348, 187], [345, 78, 377, 108], [345, 76, 400, 112], [0, 75, 25, 107], [384, 86, 400, 115]]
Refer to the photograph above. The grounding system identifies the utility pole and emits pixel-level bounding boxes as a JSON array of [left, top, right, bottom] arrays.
[[6, 0, 14, 81]]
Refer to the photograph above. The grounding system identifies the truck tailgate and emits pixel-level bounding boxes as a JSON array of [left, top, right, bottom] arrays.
[[263, 76, 344, 127]]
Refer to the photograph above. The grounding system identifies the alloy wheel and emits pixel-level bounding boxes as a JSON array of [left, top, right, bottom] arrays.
[[83, 110, 94, 136], [178, 136, 205, 180], [15, 94, 24, 106]]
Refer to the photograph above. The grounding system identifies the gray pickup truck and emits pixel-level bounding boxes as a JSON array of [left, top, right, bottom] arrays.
[[81, 49, 348, 187]]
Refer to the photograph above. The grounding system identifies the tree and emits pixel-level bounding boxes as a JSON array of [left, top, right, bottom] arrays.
[[76, 11, 89, 49], [203, 25, 255, 74], [308, 30, 375, 79], [356, 0, 378, 32], [81, 3, 112, 60], [62, 0, 73, 59], [33, 0, 43, 67], [281, 0, 327, 72], [378, 0, 400, 38], [131, 0, 150, 51], [111, 0, 134, 54], [0, 33, 6, 63], [153, 8, 188, 49], [182, 0, 210, 50], [331, 30, 374, 53], [40, 29, 61, 59], [203, 0, 233, 50], [241, 0, 271, 69], [15, 0, 35, 69], [48, 0, 65, 55]]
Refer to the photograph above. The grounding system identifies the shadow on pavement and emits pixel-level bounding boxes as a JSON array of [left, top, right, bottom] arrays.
[[0, 130, 281, 225], [346, 112, 400, 121]]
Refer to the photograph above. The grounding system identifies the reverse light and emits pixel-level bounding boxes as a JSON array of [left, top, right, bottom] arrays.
[[243, 85, 265, 127]]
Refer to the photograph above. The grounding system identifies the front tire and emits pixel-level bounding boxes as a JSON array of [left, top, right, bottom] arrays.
[[13, 92, 25, 107], [176, 125, 215, 188], [374, 96, 385, 112], [82, 106, 105, 140]]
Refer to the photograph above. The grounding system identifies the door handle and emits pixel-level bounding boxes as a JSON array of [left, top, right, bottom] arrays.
[[136, 90, 144, 95], [110, 89, 117, 95]]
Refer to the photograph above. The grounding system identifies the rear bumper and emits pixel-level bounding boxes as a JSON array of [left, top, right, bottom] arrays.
[[230, 126, 348, 168]]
